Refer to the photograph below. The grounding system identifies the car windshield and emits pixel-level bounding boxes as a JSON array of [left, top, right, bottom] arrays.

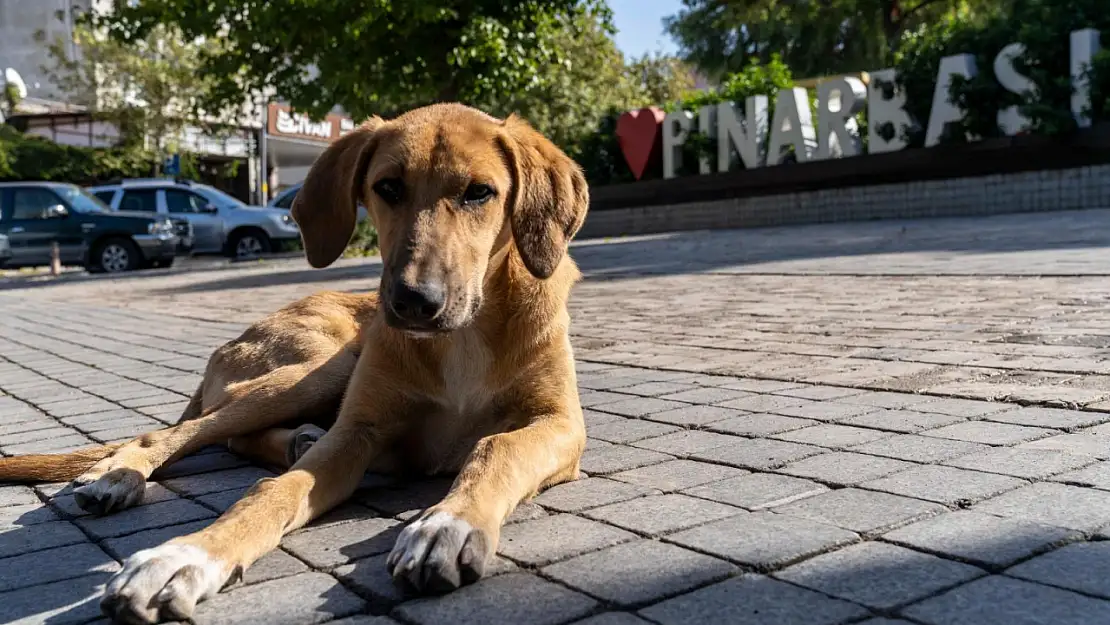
[[56, 185, 109, 214], [195, 183, 249, 209]]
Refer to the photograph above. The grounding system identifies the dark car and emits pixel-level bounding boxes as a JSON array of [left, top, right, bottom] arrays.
[[0, 182, 180, 273]]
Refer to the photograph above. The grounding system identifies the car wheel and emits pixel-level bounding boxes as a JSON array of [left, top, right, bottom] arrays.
[[92, 238, 141, 273], [229, 230, 272, 259]]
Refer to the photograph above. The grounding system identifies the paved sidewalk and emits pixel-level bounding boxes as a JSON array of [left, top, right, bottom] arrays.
[[4, 209, 1110, 624]]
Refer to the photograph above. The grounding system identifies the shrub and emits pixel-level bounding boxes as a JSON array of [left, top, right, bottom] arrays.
[[894, 0, 1110, 146]]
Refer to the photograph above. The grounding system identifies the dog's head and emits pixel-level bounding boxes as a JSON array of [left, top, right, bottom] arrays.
[[291, 103, 588, 336]]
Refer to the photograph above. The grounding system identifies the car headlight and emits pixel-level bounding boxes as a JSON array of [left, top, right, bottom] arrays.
[[148, 220, 175, 235], [280, 213, 298, 229]]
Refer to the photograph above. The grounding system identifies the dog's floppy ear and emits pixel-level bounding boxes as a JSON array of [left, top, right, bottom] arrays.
[[498, 115, 589, 279], [291, 117, 384, 268]]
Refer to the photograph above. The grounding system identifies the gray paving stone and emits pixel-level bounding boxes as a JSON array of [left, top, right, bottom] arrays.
[[76, 498, 214, 539], [850, 434, 990, 463], [100, 519, 212, 560], [639, 573, 869, 625], [0, 425, 79, 445], [191, 572, 365, 625], [282, 517, 401, 569], [902, 575, 1110, 625], [571, 614, 654, 625], [883, 510, 1076, 569], [1007, 542, 1110, 598], [0, 502, 59, 527], [713, 380, 804, 393], [0, 520, 87, 559], [48, 482, 178, 518], [394, 572, 597, 625], [774, 401, 882, 422], [1051, 461, 1110, 489], [0, 485, 37, 507], [692, 438, 825, 470], [0, 418, 58, 436], [658, 386, 752, 404], [861, 465, 1026, 506], [161, 466, 276, 497], [542, 539, 736, 607], [618, 381, 699, 397], [609, 459, 746, 492], [841, 409, 965, 433], [974, 483, 1110, 531], [0, 542, 119, 592], [945, 447, 1095, 479], [586, 418, 679, 444], [775, 487, 946, 535], [357, 478, 453, 517], [922, 421, 1055, 445], [335, 552, 516, 611], [704, 412, 817, 436], [985, 407, 1108, 429], [591, 397, 689, 417], [152, 450, 251, 479], [533, 477, 657, 512], [2, 434, 93, 455], [915, 398, 1015, 417], [498, 513, 636, 566], [579, 391, 633, 408], [643, 404, 745, 426], [772, 424, 893, 448], [631, 430, 743, 457], [776, 541, 984, 610], [684, 472, 828, 510], [583, 493, 743, 536], [774, 386, 866, 401], [1017, 433, 1110, 458], [506, 501, 547, 524], [579, 444, 675, 475], [666, 511, 858, 570], [716, 394, 813, 413], [0, 572, 112, 625], [779, 451, 916, 486], [329, 617, 401, 625]]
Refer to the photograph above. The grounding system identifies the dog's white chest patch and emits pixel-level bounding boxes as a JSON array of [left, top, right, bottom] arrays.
[[439, 331, 494, 414]]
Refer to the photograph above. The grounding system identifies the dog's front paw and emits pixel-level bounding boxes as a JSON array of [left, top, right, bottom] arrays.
[[72, 467, 146, 515], [101, 543, 231, 624], [387, 510, 493, 594]]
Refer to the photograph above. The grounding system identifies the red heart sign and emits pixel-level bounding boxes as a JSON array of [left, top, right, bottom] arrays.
[[616, 107, 665, 180]]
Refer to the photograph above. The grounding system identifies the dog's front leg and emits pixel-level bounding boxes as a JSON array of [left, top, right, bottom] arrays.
[[388, 413, 585, 593], [99, 410, 389, 624]]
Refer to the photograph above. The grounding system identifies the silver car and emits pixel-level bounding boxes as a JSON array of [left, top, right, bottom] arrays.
[[269, 181, 369, 222], [88, 178, 301, 258]]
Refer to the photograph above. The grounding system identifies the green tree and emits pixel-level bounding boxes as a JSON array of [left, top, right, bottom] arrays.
[[894, 0, 1110, 145], [665, 0, 1005, 80], [89, 0, 614, 122], [38, 21, 240, 170]]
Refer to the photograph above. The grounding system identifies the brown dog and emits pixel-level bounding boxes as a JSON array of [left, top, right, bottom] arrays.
[[0, 103, 589, 624]]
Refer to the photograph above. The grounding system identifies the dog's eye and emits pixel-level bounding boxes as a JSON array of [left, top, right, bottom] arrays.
[[373, 178, 404, 204], [462, 183, 495, 205]]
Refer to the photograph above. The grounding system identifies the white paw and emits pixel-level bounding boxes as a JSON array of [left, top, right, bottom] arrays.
[[72, 468, 146, 515], [101, 543, 231, 624], [386, 511, 492, 594]]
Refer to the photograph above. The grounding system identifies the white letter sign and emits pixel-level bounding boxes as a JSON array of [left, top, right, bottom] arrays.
[[994, 43, 1035, 135], [1071, 28, 1102, 128], [767, 87, 816, 165], [662, 110, 694, 179], [867, 68, 913, 154], [716, 97, 768, 171], [816, 77, 867, 159], [926, 54, 978, 147]]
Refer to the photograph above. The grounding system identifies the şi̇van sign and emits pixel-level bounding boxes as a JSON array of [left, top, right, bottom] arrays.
[[616, 29, 1102, 180]]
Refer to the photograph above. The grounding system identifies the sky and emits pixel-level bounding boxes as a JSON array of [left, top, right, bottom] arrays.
[[608, 0, 682, 59]]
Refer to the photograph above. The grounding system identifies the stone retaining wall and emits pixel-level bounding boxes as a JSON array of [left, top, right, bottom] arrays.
[[579, 163, 1110, 238]]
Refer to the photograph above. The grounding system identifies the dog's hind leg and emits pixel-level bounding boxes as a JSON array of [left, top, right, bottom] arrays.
[[227, 423, 327, 470], [72, 351, 356, 515]]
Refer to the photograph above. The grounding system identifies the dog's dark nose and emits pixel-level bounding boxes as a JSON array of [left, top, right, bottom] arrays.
[[390, 281, 446, 323]]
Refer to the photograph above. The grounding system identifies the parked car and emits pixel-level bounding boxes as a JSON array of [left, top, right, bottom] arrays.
[[89, 178, 301, 258], [268, 181, 369, 221], [0, 233, 11, 267], [0, 181, 178, 273]]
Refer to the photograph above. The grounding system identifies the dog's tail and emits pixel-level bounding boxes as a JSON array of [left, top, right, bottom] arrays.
[[0, 443, 124, 483]]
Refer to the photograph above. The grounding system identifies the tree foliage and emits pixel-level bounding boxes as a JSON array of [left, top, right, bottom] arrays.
[[894, 0, 1110, 146], [0, 125, 156, 184], [89, 0, 615, 122], [665, 0, 1004, 80], [38, 21, 241, 163]]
